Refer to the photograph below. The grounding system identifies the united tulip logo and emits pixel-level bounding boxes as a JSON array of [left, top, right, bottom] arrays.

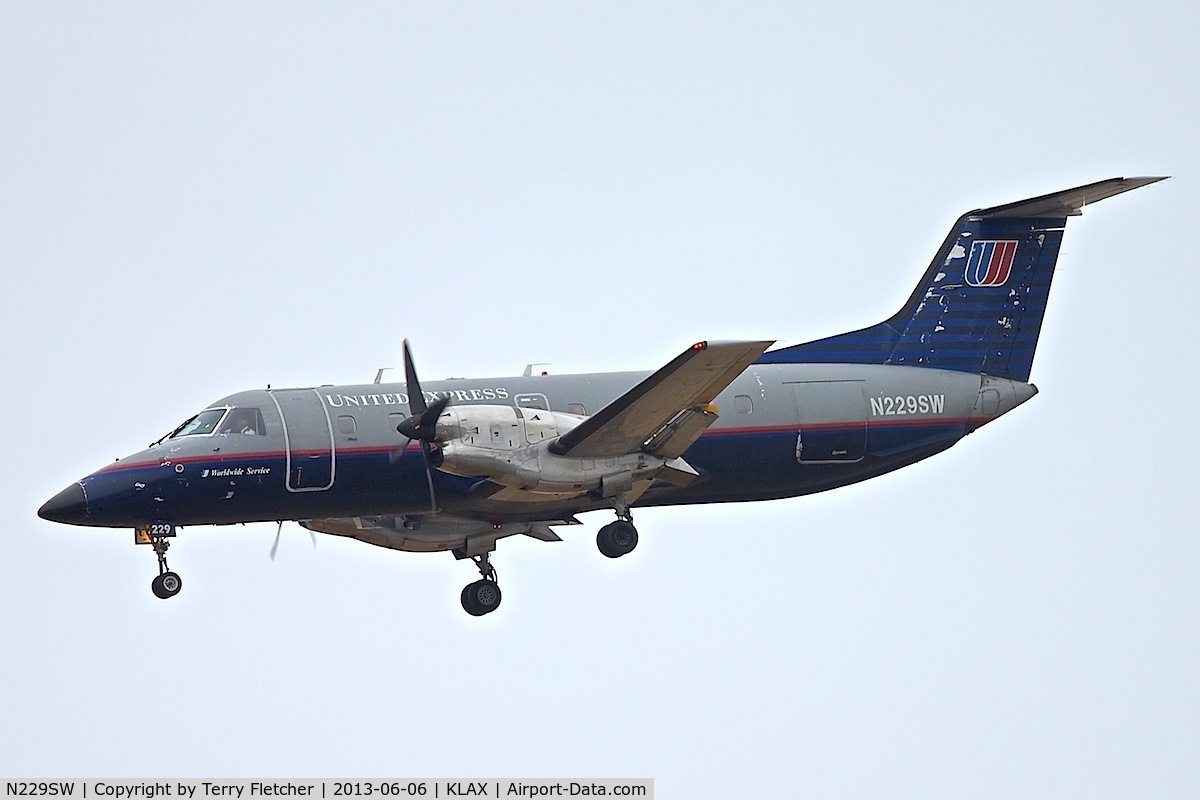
[[964, 240, 1018, 287]]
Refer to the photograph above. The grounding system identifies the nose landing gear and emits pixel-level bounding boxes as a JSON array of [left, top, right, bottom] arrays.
[[151, 567, 182, 599], [138, 526, 182, 599]]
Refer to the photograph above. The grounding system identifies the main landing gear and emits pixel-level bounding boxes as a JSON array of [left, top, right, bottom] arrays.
[[453, 506, 638, 616], [148, 535, 183, 600], [460, 552, 502, 617], [596, 503, 639, 559]]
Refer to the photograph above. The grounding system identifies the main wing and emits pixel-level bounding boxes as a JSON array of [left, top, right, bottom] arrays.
[[548, 340, 774, 459], [302, 514, 575, 555]]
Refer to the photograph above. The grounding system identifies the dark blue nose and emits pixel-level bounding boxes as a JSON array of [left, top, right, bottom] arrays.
[[38, 483, 88, 525]]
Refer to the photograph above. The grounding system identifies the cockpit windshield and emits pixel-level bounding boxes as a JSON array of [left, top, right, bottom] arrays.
[[159, 406, 267, 443], [218, 407, 266, 436], [153, 402, 268, 448], [170, 408, 228, 438]]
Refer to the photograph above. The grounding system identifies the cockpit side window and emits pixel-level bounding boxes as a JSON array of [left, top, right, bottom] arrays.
[[170, 408, 229, 438], [219, 407, 267, 436]]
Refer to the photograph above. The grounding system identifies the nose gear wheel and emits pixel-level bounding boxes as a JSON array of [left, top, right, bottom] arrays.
[[148, 535, 182, 599], [152, 571, 182, 599]]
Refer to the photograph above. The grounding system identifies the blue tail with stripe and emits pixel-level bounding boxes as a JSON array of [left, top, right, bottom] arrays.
[[759, 177, 1165, 382]]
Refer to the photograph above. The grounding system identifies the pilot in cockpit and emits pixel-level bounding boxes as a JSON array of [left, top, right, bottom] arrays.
[[221, 409, 260, 435]]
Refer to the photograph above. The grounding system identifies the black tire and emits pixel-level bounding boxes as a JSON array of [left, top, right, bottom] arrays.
[[152, 571, 182, 599], [461, 579, 502, 616], [597, 520, 638, 558], [596, 524, 617, 558]]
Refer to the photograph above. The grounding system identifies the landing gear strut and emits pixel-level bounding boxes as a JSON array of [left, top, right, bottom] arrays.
[[597, 500, 639, 559], [460, 552, 502, 616], [148, 536, 183, 600]]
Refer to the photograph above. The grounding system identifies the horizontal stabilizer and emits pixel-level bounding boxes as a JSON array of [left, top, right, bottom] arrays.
[[977, 176, 1167, 218]]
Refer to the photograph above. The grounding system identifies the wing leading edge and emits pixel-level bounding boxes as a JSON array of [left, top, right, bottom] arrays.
[[549, 339, 774, 459]]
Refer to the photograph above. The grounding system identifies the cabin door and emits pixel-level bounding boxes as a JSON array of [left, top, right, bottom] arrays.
[[789, 381, 867, 463], [270, 389, 336, 491]]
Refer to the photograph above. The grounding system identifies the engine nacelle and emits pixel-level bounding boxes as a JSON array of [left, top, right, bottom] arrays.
[[435, 404, 669, 495], [437, 404, 583, 450]]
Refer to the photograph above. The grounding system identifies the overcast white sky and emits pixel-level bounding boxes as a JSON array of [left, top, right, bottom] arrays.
[[2, 2, 1198, 797]]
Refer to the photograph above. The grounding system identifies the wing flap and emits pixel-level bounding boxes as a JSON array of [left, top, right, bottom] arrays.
[[549, 340, 773, 458], [642, 405, 720, 459]]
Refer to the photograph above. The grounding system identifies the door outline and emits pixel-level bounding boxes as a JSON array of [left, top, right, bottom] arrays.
[[788, 380, 867, 464], [269, 389, 336, 492]]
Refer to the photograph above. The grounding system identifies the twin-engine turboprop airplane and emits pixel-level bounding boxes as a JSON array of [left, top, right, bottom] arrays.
[[39, 177, 1165, 615]]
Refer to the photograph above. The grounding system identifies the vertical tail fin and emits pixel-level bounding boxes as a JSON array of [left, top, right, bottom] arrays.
[[761, 177, 1166, 381]]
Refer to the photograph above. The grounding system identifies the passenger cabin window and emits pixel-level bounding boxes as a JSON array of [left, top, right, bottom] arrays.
[[734, 395, 754, 414], [337, 415, 357, 435], [218, 407, 266, 436], [567, 403, 587, 416]]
